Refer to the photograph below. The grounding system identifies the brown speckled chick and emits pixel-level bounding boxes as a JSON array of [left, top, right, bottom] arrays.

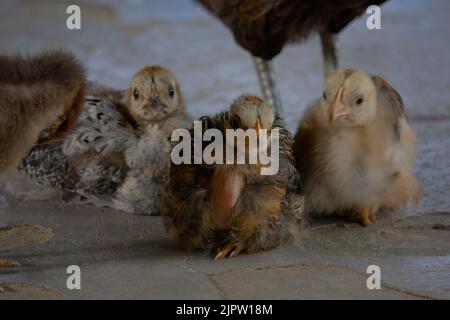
[[162, 94, 303, 259], [294, 69, 419, 225], [19, 66, 191, 215]]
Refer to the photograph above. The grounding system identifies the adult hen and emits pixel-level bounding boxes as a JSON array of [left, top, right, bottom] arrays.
[[196, 0, 387, 112]]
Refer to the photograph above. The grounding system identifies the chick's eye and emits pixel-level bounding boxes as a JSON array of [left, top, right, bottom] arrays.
[[169, 87, 175, 98], [356, 97, 364, 105], [133, 89, 139, 100]]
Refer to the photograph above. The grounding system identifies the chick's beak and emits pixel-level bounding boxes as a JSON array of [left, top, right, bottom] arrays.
[[255, 118, 261, 134], [147, 95, 161, 109], [329, 87, 350, 122]]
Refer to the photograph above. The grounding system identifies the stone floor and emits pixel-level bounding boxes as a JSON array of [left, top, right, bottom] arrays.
[[0, 197, 449, 299], [0, 0, 449, 299]]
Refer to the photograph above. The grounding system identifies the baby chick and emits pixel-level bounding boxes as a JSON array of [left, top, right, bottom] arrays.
[[162, 94, 303, 259], [19, 66, 192, 215], [87, 65, 192, 134], [0, 50, 85, 175], [294, 69, 419, 225], [125, 66, 192, 133]]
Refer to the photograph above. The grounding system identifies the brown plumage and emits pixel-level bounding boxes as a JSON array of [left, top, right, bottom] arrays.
[[197, 0, 387, 60], [0, 49, 86, 175], [294, 69, 419, 225], [162, 94, 303, 259]]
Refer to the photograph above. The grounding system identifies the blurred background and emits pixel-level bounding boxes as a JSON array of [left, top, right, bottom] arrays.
[[0, 0, 449, 211]]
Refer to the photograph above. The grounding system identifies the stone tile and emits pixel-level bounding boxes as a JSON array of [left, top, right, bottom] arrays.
[[300, 213, 450, 257], [209, 265, 425, 300], [0, 283, 63, 300]]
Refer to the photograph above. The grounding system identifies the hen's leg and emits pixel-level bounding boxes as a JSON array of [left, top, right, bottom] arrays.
[[252, 57, 283, 115], [320, 30, 338, 79]]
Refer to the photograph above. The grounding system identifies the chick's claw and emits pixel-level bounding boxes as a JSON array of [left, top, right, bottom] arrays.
[[215, 243, 246, 260], [351, 207, 372, 226]]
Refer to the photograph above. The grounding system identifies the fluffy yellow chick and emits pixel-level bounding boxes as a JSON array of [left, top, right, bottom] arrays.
[[294, 69, 419, 225]]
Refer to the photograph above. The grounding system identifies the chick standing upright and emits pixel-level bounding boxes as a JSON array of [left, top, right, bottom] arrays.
[[162, 94, 303, 259], [294, 69, 419, 225], [19, 66, 192, 215]]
